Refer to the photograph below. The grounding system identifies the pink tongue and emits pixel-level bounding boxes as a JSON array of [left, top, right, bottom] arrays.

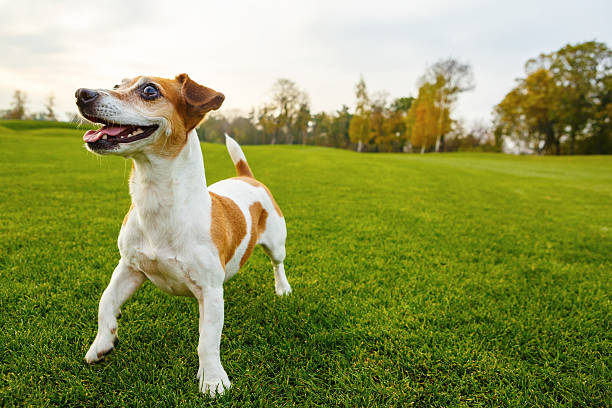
[[83, 126, 131, 142]]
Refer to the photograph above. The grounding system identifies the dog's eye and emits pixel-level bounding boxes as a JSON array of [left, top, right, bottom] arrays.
[[113, 84, 120, 90], [141, 84, 160, 100]]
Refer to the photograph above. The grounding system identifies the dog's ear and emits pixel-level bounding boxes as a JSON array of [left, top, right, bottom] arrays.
[[176, 73, 225, 131]]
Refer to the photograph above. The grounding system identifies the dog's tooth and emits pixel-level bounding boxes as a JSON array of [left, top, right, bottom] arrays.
[[132, 128, 144, 136], [102, 135, 107, 140]]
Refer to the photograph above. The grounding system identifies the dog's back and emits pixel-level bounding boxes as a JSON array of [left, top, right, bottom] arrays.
[[208, 135, 287, 281]]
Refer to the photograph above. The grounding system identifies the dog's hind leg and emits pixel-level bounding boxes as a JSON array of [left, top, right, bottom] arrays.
[[262, 243, 292, 296], [85, 259, 146, 364]]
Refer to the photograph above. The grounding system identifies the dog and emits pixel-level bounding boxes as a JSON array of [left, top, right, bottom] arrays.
[[75, 73, 291, 397]]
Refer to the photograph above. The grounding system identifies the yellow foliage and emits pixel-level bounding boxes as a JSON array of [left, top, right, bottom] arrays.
[[405, 82, 450, 150]]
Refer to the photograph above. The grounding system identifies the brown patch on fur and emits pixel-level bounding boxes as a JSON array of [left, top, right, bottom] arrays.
[[176, 73, 225, 131], [122, 203, 134, 226], [232, 177, 283, 217], [110, 328, 117, 335], [236, 159, 254, 178], [148, 76, 193, 157], [109, 74, 224, 158], [240, 202, 268, 267], [210, 192, 247, 267]]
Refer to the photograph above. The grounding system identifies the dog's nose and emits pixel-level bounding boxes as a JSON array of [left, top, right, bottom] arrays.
[[75, 88, 99, 106]]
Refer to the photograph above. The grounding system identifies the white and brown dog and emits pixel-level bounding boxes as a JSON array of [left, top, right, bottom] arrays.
[[76, 74, 291, 396]]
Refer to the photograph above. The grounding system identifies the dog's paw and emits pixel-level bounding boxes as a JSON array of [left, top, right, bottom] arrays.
[[198, 367, 231, 397], [199, 376, 231, 397], [275, 283, 292, 296], [84, 335, 118, 364]]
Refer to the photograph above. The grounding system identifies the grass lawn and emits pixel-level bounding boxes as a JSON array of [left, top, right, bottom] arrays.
[[0, 122, 610, 407]]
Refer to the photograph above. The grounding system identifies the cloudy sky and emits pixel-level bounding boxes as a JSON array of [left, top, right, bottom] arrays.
[[1, 0, 610, 123]]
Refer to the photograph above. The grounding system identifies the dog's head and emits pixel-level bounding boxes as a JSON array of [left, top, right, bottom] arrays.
[[76, 74, 224, 157]]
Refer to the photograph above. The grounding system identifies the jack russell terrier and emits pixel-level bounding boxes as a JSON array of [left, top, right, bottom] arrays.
[[75, 73, 291, 397]]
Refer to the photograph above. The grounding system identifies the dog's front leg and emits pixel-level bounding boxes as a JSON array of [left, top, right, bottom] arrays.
[[85, 259, 146, 363], [196, 284, 231, 397]]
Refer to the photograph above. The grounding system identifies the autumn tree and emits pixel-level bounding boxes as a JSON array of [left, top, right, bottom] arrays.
[[256, 104, 279, 144], [525, 41, 611, 153], [368, 92, 390, 151], [496, 41, 611, 155], [387, 97, 413, 151], [406, 81, 450, 153], [7, 90, 27, 120], [348, 76, 371, 152], [496, 68, 561, 154], [420, 59, 474, 151]]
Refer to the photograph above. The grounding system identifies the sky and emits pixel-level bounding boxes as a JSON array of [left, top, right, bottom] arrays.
[[0, 0, 610, 124]]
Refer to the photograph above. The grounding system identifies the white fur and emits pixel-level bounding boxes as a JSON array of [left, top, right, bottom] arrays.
[[84, 101, 291, 397], [224, 133, 247, 165]]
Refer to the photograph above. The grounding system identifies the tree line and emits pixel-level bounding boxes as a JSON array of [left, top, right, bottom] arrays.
[[2, 40, 610, 154], [1, 91, 60, 122], [199, 41, 610, 154], [199, 58, 501, 153]]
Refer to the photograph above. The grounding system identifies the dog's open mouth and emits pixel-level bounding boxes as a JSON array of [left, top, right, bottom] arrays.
[[82, 117, 159, 146]]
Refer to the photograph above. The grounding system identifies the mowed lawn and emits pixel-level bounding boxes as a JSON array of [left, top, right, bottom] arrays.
[[0, 122, 610, 407]]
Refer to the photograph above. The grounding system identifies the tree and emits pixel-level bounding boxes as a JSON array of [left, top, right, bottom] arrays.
[[7, 90, 27, 120], [310, 112, 331, 146], [496, 41, 612, 155], [420, 58, 475, 151], [197, 113, 230, 143], [366, 91, 388, 150], [406, 81, 450, 153], [295, 103, 311, 145], [496, 68, 560, 154], [446, 120, 498, 152], [590, 73, 612, 154], [256, 104, 280, 144], [268, 79, 310, 144], [388, 97, 414, 151], [44, 94, 57, 121], [390, 97, 414, 113], [528, 41, 612, 154], [348, 76, 371, 152], [230, 116, 259, 145], [328, 105, 352, 149]]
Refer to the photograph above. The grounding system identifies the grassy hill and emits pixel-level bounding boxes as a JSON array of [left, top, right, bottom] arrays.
[[0, 123, 610, 407]]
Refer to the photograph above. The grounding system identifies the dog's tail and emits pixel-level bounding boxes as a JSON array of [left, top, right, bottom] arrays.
[[225, 134, 254, 178]]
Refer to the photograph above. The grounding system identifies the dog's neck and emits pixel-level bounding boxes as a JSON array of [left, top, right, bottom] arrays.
[[129, 130, 211, 224]]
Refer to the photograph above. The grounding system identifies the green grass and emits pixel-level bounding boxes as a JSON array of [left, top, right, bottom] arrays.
[[0, 123, 610, 407], [0, 120, 96, 131]]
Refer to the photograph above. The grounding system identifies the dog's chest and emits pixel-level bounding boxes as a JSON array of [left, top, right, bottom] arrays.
[[119, 179, 214, 297], [132, 246, 194, 296]]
